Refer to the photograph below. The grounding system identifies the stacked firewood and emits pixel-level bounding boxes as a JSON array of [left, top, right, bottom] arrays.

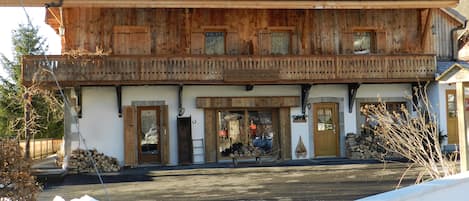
[[68, 149, 120, 173], [229, 145, 264, 159], [345, 132, 386, 160]]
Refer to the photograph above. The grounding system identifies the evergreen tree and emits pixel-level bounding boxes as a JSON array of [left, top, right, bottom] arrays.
[[0, 24, 63, 141]]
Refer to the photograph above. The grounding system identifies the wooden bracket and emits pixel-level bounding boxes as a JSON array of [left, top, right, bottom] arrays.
[[301, 84, 312, 115], [74, 87, 82, 118], [116, 86, 122, 118], [348, 83, 360, 113], [178, 84, 185, 116]]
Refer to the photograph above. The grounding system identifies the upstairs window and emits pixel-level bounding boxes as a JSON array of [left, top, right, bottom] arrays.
[[353, 31, 376, 54], [271, 32, 290, 55], [205, 32, 225, 55]]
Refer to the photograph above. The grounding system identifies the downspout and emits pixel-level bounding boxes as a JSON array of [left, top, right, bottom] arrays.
[[451, 20, 467, 61]]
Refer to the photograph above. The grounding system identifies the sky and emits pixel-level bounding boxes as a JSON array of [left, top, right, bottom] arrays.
[[0, 7, 61, 78]]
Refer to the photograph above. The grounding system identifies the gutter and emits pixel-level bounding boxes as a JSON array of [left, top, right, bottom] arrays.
[[451, 19, 467, 61]]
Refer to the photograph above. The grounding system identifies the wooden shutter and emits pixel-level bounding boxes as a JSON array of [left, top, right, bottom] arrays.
[[376, 31, 387, 54], [177, 117, 193, 165], [279, 107, 292, 160], [161, 105, 170, 165], [191, 31, 205, 55], [204, 109, 217, 163], [226, 32, 239, 55], [112, 26, 151, 55], [291, 32, 299, 55], [258, 30, 271, 55], [341, 31, 354, 54], [123, 106, 137, 167]]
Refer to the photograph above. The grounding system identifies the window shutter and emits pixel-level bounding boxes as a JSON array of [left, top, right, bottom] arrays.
[[191, 31, 205, 55], [279, 107, 292, 160], [258, 30, 271, 55], [226, 32, 240, 55], [291, 32, 299, 55], [376, 31, 387, 54], [204, 109, 217, 163], [123, 106, 137, 167], [113, 26, 151, 55], [161, 105, 170, 165], [342, 31, 354, 54]]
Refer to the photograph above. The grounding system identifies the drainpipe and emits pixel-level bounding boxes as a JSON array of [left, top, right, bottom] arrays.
[[451, 20, 467, 61]]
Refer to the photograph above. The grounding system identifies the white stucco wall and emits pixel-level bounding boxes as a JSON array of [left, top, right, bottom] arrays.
[[306, 84, 410, 157], [75, 84, 414, 165], [77, 85, 303, 165], [183, 85, 302, 163], [77, 87, 124, 165]]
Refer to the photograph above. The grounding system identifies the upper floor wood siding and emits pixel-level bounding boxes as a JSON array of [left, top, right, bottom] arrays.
[[51, 8, 432, 56]]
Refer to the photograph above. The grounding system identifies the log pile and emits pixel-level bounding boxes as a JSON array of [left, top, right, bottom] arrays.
[[345, 132, 386, 160], [68, 149, 120, 173], [230, 146, 263, 159]]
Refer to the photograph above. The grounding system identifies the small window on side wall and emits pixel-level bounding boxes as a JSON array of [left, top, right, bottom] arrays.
[[271, 32, 290, 55], [205, 32, 225, 55], [353, 31, 376, 54]]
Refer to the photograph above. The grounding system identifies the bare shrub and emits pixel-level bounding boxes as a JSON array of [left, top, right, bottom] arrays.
[[361, 84, 458, 183], [0, 139, 39, 200]]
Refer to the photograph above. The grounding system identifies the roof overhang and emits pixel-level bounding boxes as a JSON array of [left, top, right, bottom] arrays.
[[0, 0, 459, 9], [436, 63, 469, 83], [441, 8, 467, 25]]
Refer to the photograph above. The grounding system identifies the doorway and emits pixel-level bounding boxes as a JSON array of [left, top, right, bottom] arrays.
[[137, 106, 162, 164], [313, 103, 339, 157]]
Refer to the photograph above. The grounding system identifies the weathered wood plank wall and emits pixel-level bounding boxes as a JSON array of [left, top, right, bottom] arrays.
[[53, 8, 433, 56]]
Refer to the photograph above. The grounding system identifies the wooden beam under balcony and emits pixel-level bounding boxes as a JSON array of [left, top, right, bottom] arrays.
[[21, 54, 436, 87], [0, 0, 458, 9]]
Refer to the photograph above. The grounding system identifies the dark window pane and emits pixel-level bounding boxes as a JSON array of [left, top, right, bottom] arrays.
[[140, 110, 159, 154], [354, 32, 371, 54], [271, 32, 290, 55], [205, 32, 225, 55]]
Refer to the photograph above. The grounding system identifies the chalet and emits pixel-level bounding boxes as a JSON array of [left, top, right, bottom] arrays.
[[2, 0, 464, 167]]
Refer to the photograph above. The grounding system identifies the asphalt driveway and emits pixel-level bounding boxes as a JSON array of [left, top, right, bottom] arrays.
[[38, 160, 420, 201]]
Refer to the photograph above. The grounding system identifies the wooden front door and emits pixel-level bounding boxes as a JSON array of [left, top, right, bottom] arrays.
[[313, 103, 339, 157], [137, 106, 162, 164], [178, 117, 193, 165], [446, 90, 459, 144]]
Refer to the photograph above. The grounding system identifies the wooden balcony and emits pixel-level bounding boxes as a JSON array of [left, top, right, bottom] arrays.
[[22, 54, 436, 87]]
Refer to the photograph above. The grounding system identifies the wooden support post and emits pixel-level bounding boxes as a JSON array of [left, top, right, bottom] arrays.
[[456, 82, 469, 172], [63, 89, 72, 169], [348, 83, 360, 113], [23, 91, 32, 159], [116, 86, 122, 118]]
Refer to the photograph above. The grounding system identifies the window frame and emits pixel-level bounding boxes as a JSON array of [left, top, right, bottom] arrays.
[[270, 31, 292, 55], [352, 29, 377, 55], [204, 30, 227, 55]]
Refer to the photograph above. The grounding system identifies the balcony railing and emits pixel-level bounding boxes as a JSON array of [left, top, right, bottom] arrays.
[[22, 54, 436, 86]]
